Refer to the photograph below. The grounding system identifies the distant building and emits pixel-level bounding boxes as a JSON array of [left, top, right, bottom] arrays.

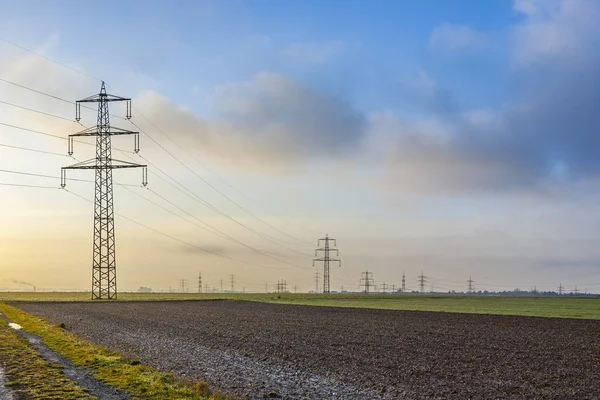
[[137, 286, 152, 293]]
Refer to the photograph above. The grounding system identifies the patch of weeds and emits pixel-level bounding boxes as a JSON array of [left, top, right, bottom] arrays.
[[0, 303, 230, 399], [0, 318, 94, 399]]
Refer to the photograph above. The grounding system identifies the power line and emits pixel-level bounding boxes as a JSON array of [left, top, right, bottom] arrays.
[[0, 37, 102, 82], [1, 38, 315, 247], [0, 99, 78, 123], [0, 120, 136, 154], [119, 186, 311, 270], [0, 182, 58, 189], [0, 142, 69, 157], [2, 66, 312, 253], [128, 121, 311, 251], [64, 188, 303, 271], [126, 115, 313, 247]]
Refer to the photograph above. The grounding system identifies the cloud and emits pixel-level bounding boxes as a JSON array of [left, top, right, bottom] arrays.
[[512, 0, 600, 67], [281, 41, 345, 64], [374, 0, 600, 195], [135, 72, 367, 170], [429, 24, 486, 53]]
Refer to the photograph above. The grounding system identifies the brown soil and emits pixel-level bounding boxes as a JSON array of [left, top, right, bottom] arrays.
[[15, 300, 600, 400]]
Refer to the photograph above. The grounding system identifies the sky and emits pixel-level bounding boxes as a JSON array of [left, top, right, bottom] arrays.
[[1, 0, 600, 294]]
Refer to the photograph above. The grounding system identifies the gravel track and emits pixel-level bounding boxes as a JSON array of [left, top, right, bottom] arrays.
[[0, 313, 129, 400], [15, 300, 600, 400], [0, 366, 15, 400]]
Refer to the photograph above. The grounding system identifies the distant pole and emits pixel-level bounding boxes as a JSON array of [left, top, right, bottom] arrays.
[[313, 234, 341, 294], [402, 272, 406, 293], [204, 283, 208, 293], [179, 279, 188, 293], [294, 284, 298, 293], [467, 276, 474, 294], [265, 282, 268, 293], [360, 271, 374, 294], [220, 279, 223, 293], [418, 272, 427, 294], [198, 272, 202, 294]]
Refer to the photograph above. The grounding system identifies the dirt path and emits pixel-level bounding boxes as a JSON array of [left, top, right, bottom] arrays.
[[0, 313, 129, 400], [16, 300, 600, 400]]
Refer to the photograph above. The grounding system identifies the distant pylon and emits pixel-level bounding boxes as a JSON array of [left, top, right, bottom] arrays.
[[230, 274, 235, 293], [381, 283, 388, 293], [313, 234, 341, 294], [467, 276, 474, 294], [402, 272, 406, 293], [61, 81, 147, 300], [198, 272, 202, 293], [418, 272, 427, 294], [360, 271, 374, 294], [558, 282, 564, 295]]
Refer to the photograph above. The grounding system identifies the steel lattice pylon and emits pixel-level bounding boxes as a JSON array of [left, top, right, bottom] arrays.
[[61, 82, 147, 300], [313, 234, 341, 294]]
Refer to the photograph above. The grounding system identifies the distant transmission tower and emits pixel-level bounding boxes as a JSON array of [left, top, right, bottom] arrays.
[[558, 282, 564, 296], [276, 279, 287, 293], [381, 283, 388, 293], [418, 272, 427, 294], [230, 274, 235, 293], [61, 81, 147, 300], [402, 272, 406, 293], [313, 234, 341, 294], [360, 271, 374, 294], [179, 279, 188, 293], [467, 276, 474, 294], [198, 272, 202, 293]]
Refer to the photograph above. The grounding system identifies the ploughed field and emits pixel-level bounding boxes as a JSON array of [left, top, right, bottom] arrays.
[[15, 300, 600, 400]]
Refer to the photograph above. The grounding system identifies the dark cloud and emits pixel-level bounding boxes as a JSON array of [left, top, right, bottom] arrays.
[[382, 0, 600, 194]]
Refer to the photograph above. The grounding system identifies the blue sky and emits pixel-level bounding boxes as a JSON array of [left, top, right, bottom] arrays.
[[1, 0, 600, 293]]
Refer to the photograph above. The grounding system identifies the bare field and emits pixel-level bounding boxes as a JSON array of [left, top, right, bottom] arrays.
[[3, 292, 600, 319], [15, 300, 600, 400]]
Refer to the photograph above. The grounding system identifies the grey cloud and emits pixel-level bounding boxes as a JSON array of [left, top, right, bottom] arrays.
[[380, 1, 600, 194], [135, 72, 367, 169]]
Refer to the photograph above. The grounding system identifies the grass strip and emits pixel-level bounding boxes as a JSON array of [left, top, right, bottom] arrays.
[[2, 292, 600, 319], [0, 316, 95, 399], [0, 303, 232, 400]]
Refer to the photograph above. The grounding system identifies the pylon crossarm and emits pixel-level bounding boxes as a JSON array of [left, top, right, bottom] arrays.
[[77, 94, 131, 103], [69, 126, 139, 137]]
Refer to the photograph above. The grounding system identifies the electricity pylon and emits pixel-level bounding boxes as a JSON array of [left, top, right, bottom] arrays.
[[418, 271, 427, 294], [61, 82, 147, 300], [360, 271, 374, 294], [467, 276, 475, 294], [313, 234, 341, 293]]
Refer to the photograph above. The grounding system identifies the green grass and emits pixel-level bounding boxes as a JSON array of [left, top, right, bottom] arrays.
[[0, 316, 96, 399], [0, 303, 233, 400], [2, 291, 600, 319]]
